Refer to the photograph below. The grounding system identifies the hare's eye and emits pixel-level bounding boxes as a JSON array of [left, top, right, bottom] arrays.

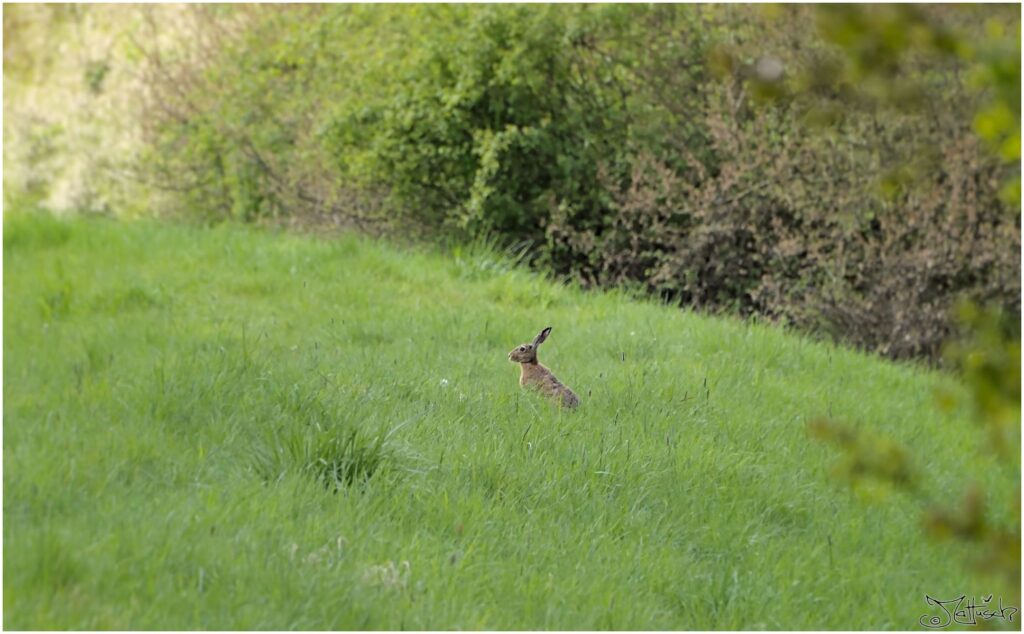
[[519, 346, 525, 352]]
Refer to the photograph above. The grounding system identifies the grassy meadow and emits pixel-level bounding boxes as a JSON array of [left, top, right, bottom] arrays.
[[3, 213, 1013, 629]]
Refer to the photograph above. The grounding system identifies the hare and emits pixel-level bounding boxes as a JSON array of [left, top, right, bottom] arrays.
[[508, 326, 579, 408]]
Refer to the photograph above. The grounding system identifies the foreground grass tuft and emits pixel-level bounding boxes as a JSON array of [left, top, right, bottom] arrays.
[[3, 214, 1010, 629]]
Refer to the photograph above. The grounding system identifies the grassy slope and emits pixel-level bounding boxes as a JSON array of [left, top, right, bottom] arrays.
[[3, 214, 1010, 629]]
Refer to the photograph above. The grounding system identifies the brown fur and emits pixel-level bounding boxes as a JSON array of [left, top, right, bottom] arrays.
[[508, 327, 579, 408]]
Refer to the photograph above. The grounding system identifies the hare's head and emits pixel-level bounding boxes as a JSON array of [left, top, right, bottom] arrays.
[[508, 326, 552, 364]]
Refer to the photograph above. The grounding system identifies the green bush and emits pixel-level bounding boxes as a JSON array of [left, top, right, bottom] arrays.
[[327, 5, 650, 240]]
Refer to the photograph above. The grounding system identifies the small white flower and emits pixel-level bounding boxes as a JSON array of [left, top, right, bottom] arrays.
[[362, 560, 411, 589], [439, 378, 450, 388], [755, 56, 784, 82]]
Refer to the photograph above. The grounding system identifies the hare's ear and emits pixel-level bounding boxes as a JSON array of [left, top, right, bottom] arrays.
[[533, 326, 553, 347]]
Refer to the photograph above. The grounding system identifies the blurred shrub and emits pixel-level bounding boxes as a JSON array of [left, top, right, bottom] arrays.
[[2, 5, 172, 216], [133, 6, 337, 222], [131, 4, 1019, 362]]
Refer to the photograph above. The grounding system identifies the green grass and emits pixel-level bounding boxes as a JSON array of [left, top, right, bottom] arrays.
[[3, 213, 1013, 629]]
